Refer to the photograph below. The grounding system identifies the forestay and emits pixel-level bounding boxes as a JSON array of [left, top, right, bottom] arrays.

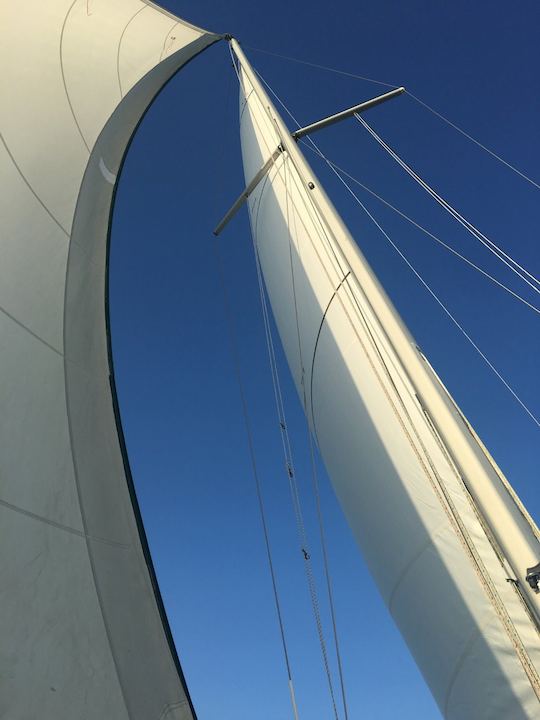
[[234, 40, 540, 720], [0, 3, 219, 718]]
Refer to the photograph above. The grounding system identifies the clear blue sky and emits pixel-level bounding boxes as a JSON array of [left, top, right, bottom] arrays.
[[109, 1, 540, 717]]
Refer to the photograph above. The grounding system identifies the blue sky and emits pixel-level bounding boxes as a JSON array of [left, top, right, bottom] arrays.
[[110, 1, 539, 717]]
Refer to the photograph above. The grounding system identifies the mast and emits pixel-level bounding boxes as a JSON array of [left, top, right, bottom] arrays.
[[231, 38, 540, 718], [0, 3, 220, 718]]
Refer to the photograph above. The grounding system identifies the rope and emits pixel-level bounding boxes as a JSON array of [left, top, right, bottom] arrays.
[[247, 67, 351, 718], [245, 45, 540, 191], [250, 205, 341, 720], [283, 155, 342, 720], [214, 62, 300, 720], [306, 431, 350, 720], [213, 240, 300, 720], [299, 143, 540, 315], [356, 115, 540, 295], [231, 48, 345, 716]]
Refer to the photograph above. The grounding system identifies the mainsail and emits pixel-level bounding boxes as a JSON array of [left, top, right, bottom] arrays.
[[0, 2, 219, 718], [232, 39, 540, 719]]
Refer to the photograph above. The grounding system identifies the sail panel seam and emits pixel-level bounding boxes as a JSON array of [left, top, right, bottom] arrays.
[[60, 0, 92, 154], [0, 132, 70, 237], [117, 6, 148, 98], [0, 303, 63, 356], [308, 273, 351, 432], [443, 625, 482, 717], [0, 496, 131, 548], [160, 21, 181, 61]]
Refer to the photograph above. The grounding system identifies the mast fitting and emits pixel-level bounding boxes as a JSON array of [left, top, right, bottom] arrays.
[[213, 146, 283, 236], [292, 86, 405, 140]]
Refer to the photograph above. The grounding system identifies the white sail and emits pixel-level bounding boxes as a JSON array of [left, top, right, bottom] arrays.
[[0, 3, 219, 718], [233, 39, 540, 719]]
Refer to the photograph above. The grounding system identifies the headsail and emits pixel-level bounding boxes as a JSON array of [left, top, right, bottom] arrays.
[[0, 3, 219, 718], [233, 39, 540, 719]]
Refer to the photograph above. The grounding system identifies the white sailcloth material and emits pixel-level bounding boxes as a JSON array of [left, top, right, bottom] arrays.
[[236, 46, 540, 719], [0, 3, 219, 719]]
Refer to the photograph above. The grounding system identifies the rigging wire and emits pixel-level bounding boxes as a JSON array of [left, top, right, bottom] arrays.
[[213, 62, 300, 720], [248, 66, 352, 719], [245, 45, 540, 191], [250, 189, 342, 720], [355, 115, 540, 294], [254, 62, 540, 298], [213, 240, 300, 720], [244, 44, 398, 89], [282, 153, 349, 720], [230, 44, 345, 718], [320, 159, 540, 430], [242, 69, 540, 695], [306, 419, 350, 720], [254, 69, 540, 430], [298, 142, 540, 316], [405, 91, 540, 192], [285, 154, 344, 720]]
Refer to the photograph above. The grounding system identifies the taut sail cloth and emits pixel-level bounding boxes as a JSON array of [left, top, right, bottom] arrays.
[[0, 3, 219, 718], [232, 40, 540, 719]]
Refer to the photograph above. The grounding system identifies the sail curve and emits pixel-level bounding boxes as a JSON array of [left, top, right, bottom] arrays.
[[0, 3, 220, 718]]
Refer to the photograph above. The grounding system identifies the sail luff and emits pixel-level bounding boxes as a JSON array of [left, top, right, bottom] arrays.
[[233, 38, 540, 718]]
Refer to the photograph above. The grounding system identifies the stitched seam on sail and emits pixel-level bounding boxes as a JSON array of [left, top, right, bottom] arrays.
[[239, 89, 254, 122], [0, 132, 70, 237], [308, 273, 351, 434], [117, 6, 148, 98], [160, 21, 180, 61], [386, 536, 433, 614], [0, 497, 130, 548], [0, 303, 63, 356], [60, 0, 92, 154], [423, 355, 540, 543], [443, 625, 482, 717], [420, 402, 540, 642], [158, 699, 188, 720]]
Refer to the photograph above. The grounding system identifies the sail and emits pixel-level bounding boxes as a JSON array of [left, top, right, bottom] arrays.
[[0, 3, 219, 718], [234, 40, 540, 719]]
